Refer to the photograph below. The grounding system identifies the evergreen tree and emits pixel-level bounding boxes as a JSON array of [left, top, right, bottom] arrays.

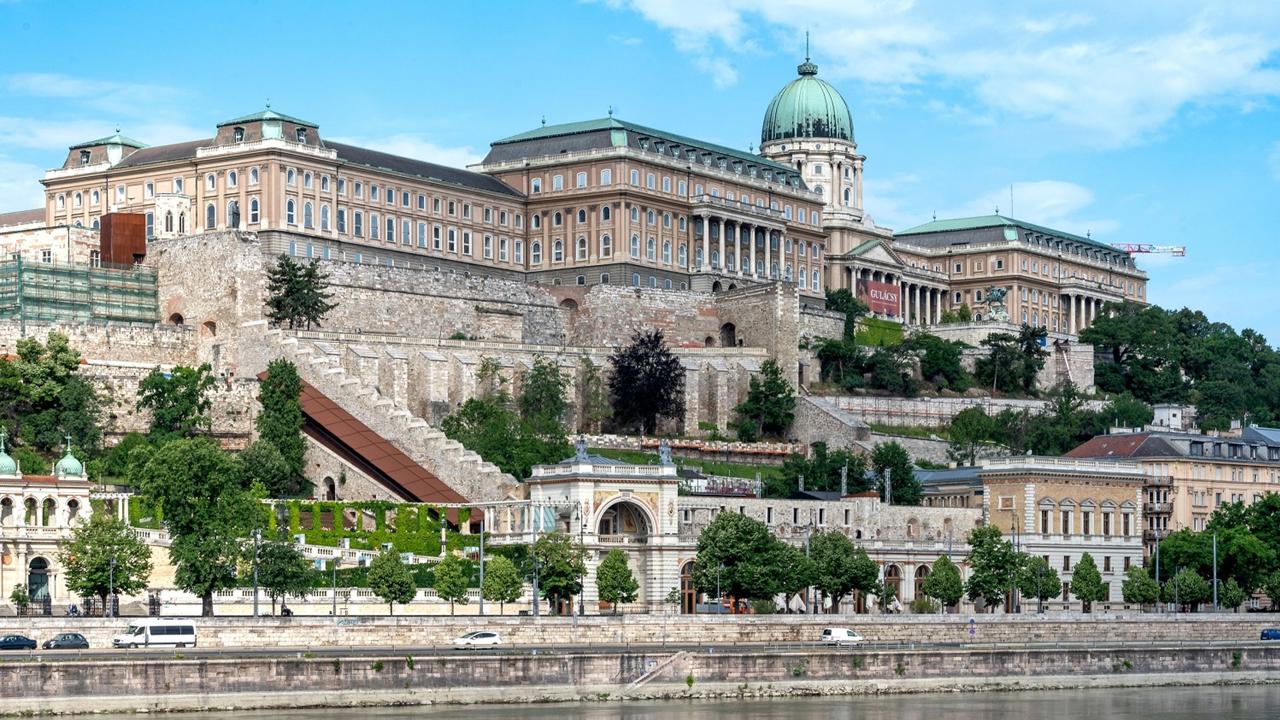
[[1121, 565, 1160, 606], [577, 357, 612, 434], [239, 440, 298, 497], [732, 358, 795, 441], [607, 329, 685, 435], [481, 555, 523, 614], [975, 324, 1048, 395], [368, 549, 416, 615], [60, 513, 153, 607], [137, 364, 216, 442], [265, 254, 337, 330], [433, 553, 470, 615], [948, 407, 994, 467], [824, 288, 867, 341], [520, 356, 568, 433], [871, 441, 922, 505], [1069, 553, 1107, 611], [256, 359, 305, 479], [922, 555, 964, 610], [596, 549, 640, 613], [904, 332, 972, 391]]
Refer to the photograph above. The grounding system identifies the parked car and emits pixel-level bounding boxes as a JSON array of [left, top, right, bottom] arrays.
[[43, 633, 89, 650], [1261, 628, 1280, 641], [0, 635, 36, 650], [452, 631, 502, 647], [112, 620, 197, 648], [820, 627, 865, 647]]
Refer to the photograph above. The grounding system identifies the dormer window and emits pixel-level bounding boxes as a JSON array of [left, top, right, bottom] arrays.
[[296, 128, 307, 143], [234, 127, 245, 143], [79, 150, 91, 165]]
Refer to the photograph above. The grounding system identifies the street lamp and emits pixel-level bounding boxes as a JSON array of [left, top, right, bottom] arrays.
[[108, 557, 116, 618], [576, 505, 585, 618], [331, 558, 341, 619], [252, 527, 262, 618], [478, 517, 485, 616], [716, 562, 723, 613]]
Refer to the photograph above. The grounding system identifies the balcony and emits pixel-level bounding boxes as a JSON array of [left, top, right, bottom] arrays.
[[1145, 476, 1174, 488], [691, 194, 787, 224], [596, 535, 648, 546], [1144, 501, 1173, 514]]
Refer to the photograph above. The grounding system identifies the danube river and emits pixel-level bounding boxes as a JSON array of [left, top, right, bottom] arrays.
[[95, 685, 1279, 719]]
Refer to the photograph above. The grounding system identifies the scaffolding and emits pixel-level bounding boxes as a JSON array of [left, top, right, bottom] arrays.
[[0, 254, 158, 327]]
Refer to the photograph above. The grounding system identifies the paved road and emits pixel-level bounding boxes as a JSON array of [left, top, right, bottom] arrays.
[[4, 639, 1277, 662]]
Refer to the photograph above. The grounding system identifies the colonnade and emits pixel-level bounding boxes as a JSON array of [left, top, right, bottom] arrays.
[[695, 215, 786, 280]]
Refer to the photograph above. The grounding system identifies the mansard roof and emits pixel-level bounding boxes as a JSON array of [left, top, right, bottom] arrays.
[[69, 131, 148, 150], [217, 108, 318, 128], [896, 213, 1123, 257], [327, 142, 520, 197]]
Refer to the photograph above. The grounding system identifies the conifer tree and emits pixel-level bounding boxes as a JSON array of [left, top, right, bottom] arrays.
[[265, 255, 337, 330]]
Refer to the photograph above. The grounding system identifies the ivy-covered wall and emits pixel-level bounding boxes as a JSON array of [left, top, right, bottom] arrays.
[[267, 500, 480, 556]]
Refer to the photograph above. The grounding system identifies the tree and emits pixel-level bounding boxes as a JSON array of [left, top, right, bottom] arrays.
[[1162, 567, 1211, 610], [60, 513, 153, 607], [481, 555, 523, 614], [1220, 577, 1247, 612], [133, 438, 255, 615], [692, 512, 783, 605], [975, 324, 1048, 395], [948, 407, 994, 467], [442, 394, 570, 479], [239, 440, 299, 497], [809, 532, 879, 613], [265, 254, 337, 330], [256, 359, 305, 479], [871, 441, 922, 505], [922, 555, 964, 610], [520, 356, 569, 433], [1069, 553, 1107, 611], [732, 359, 795, 442], [1016, 554, 1062, 605], [1121, 566, 1160, 606], [596, 549, 640, 613], [825, 288, 868, 341], [608, 329, 685, 435], [1263, 570, 1280, 610], [964, 525, 1018, 611], [1100, 394, 1154, 429], [905, 333, 972, 392], [9, 584, 30, 612], [774, 542, 816, 610], [433, 553, 470, 615], [255, 539, 315, 615], [368, 549, 416, 615], [137, 364, 216, 442], [578, 357, 612, 434], [0, 332, 101, 454], [770, 442, 868, 499], [532, 531, 587, 614]]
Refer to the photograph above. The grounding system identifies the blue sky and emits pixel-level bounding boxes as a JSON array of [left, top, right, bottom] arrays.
[[1, 1, 1278, 340]]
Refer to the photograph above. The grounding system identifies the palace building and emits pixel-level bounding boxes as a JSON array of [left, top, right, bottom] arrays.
[[14, 54, 1147, 335]]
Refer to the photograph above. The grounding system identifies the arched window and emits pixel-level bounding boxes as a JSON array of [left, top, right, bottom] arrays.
[[677, 243, 687, 267], [370, 213, 380, 240], [844, 188, 850, 204], [177, 212, 185, 233], [785, 264, 793, 282], [663, 213, 671, 228], [601, 206, 611, 222], [321, 204, 330, 231], [799, 271, 807, 289], [575, 171, 587, 188], [532, 214, 542, 230], [648, 275, 657, 287], [56, 194, 65, 210], [553, 212, 562, 226], [576, 274, 586, 285], [662, 240, 671, 264], [553, 239, 564, 262], [600, 168, 612, 185], [647, 209, 656, 225], [304, 172, 313, 189], [630, 169, 640, 185], [531, 241, 542, 264], [576, 236, 588, 260], [205, 203, 216, 229], [249, 198, 260, 224], [249, 167, 259, 185], [206, 173, 217, 190], [600, 273, 610, 284], [646, 236, 656, 260], [228, 170, 238, 188], [600, 234, 612, 257], [812, 270, 820, 290], [385, 216, 394, 241], [552, 175, 564, 191], [304, 202, 314, 229], [577, 209, 586, 224], [631, 272, 640, 286], [321, 175, 329, 192], [696, 246, 704, 268], [73, 192, 82, 208], [164, 211, 174, 233], [286, 199, 296, 225], [630, 234, 640, 258], [814, 184, 824, 195], [227, 200, 240, 228]]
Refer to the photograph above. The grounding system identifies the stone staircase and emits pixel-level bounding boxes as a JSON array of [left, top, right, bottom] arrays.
[[257, 325, 519, 502]]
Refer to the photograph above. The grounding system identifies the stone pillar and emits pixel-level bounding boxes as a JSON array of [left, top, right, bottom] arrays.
[[909, 285, 919, 325], [716, 217, 725, 272], [700, 215, 709, 270], [765, 230, 773, 278], [934, 289, 942, 324]]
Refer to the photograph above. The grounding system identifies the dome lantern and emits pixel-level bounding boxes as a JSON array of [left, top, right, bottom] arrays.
[[54, 434, 84, 478]]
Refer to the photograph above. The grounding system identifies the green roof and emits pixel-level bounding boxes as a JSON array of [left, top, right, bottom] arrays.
[[492, 117, 795, 174], [761, 58, 854, 144], [69, 132, 148, 150], [217, 108, 318, 129], [896, 214, 1120, 254]]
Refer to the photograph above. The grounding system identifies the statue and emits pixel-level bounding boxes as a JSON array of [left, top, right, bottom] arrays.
[[574, 437, 588, 462], [985, 286, 1009, 323], [658, 439, 673, 466]]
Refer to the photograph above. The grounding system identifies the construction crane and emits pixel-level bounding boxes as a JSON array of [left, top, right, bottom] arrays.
[[1110, 243, 1186, 256]]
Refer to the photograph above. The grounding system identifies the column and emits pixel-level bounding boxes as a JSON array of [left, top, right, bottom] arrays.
[[716, 217, 725, 272], [749, 225, 757, 277], [700, 215, 709, 271], [909, 285, 918, 325], [1065, 294, 1074, 334], [765, 230, 772, 278], [934, 289, 942, 324], [737, 223, 747, 276], [899, 281, 908, 320]]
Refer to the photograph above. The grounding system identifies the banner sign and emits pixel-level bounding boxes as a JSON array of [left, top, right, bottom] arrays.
[[858, 279, 900, 316]]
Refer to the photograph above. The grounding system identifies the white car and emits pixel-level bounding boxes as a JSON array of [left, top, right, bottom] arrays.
[[820, 627, 865, 647], [452, 631, 502, 647]]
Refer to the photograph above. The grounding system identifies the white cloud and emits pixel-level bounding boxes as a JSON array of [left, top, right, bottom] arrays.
[[1154, 260, 1280, 338], [696, 56, 739, 88], [3, 73, 187, 118], [610, 1, 1280, 145], [0, 154, 46, 212], [328, 134, 483, 169], [947, 180, 1119, 239], [0, 116, 209, 152], [609, 34, 643, 46]]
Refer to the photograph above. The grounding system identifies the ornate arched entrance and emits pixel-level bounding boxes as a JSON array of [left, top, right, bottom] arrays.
[[28, 557, 50, 601], [680, 561, 699, 614], [914, 565, 930, 601], [884, 564, 902, 605], [596, 499, 651, 540]]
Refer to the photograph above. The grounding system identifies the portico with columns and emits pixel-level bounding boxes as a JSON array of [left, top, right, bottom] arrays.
[[829, 238, 948, 325]]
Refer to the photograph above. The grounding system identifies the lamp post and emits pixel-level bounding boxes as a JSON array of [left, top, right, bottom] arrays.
[[716, 563, 723, 613], [331, 558, 340, 619], [478, 518, 485, 616], [108, 557, 116, 618], [252, 527, 261, 618], [577, 505, 585, 618]]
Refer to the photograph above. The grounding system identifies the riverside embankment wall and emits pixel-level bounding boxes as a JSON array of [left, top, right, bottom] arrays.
[[4, 644, 1280, 715], [3, 614, 1276, 650]]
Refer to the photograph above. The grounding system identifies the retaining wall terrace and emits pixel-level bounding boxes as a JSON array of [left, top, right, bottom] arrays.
[[2, 613, 1276, 651], [3, 644, 1279, 714], [827, 395, 1107, 428]]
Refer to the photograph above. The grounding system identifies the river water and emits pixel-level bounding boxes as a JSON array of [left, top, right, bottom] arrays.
[[94, 685, 1279, 719]]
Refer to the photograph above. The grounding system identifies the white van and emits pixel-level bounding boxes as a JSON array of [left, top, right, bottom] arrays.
[[820, 627, 865, 647], [112, 619, 198, 648]]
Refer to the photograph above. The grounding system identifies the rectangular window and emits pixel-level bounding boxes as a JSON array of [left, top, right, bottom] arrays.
[[462, 231, 472, 255], [1103, 556, 1112, 572], [483, 234, 493, 259], [499, 237, 508, 261], [402, 191, 410, 207], [432, 225, 442, 250], [447, 228, 457, 252], [1063, 555, 1071, 571], [417, 222, 426, 248]]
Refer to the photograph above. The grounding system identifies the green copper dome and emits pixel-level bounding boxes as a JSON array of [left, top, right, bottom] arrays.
[[0, 429, 16, 476], [761, 58, 854, 144], [54, 435, 83, 477]]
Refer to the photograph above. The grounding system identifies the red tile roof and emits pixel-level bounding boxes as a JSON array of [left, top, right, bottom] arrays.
[[277, 375, 469, 505], [1065, 433, 1151, 459]]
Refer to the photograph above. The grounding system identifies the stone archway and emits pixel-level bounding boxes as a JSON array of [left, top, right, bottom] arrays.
[[596, 499, 651, 539], [884, 564, 902, 605], [324, 477, 337, 501], [914, 565, 930, 602], [719, 323, 737, 348], [711, 281, 723, 293], [168, 313, 184, 325], [680, 560, 699, 614], [28, 557, 50, 601]]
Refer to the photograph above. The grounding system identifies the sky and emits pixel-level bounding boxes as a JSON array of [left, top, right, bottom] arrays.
[[1, 0, 1278, 339]]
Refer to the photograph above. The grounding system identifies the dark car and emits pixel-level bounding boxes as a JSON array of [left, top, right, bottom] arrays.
[[42, 633, 89, 650], [1261, 629, 1280, 641], [0, 635, 36, 650]]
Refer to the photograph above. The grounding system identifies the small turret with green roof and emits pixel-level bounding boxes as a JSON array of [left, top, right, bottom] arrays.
[[0, 427, 17, 476], [54, 434, 84, 478]]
